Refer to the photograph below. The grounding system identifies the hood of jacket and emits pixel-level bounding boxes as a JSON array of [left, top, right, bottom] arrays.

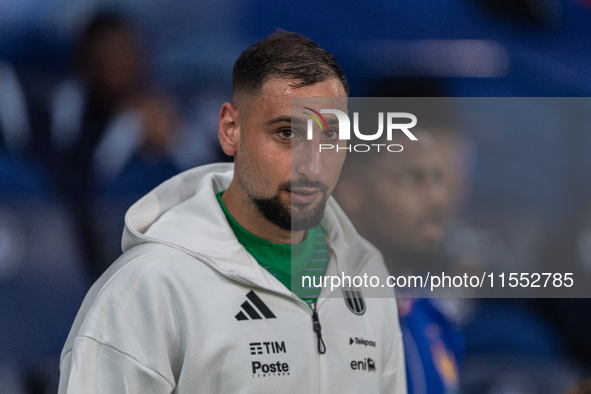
[[122, 162, 381, 296]]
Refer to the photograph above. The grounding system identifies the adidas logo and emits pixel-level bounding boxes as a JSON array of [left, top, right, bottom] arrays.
[[235, 290, 277, 321]]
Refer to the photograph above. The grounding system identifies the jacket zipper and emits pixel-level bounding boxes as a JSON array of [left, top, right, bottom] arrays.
[[311, 302, 324, 394], [311, 303, 326, 354]]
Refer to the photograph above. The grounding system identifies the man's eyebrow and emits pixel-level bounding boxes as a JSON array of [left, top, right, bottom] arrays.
[[267, 116, 303, 125], [267, 115, 340, 126]]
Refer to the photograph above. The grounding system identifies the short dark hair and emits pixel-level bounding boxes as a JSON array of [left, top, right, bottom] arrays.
[[233, 31, 349, 99], [76, 11, 133, 70]]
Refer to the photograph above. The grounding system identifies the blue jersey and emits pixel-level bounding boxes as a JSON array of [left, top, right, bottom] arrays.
[[399, 298, 463, 394]]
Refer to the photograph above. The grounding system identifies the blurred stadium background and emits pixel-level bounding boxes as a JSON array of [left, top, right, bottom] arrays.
[[2, 0, 591, 392]]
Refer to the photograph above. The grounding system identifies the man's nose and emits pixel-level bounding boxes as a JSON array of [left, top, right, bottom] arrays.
[[420, 174, 448, 209], [428, 181, 448, 211], [294, 139, 323, 181]]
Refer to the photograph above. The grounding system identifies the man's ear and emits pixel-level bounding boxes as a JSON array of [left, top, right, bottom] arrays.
[[218, 102, 241, 157]]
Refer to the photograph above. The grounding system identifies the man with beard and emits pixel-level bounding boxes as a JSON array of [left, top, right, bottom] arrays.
[[336, 129, 463, 394], [58, 32, 406, 393]]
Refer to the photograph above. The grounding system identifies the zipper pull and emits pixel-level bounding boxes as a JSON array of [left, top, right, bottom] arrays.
[[311, 304, 326, 354]]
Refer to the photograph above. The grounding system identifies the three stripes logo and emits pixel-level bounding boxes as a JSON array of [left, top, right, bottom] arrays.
[[235, 290, 277, 321]]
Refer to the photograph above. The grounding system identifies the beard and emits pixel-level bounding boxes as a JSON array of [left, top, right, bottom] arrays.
[[253, 179, 329, 232]]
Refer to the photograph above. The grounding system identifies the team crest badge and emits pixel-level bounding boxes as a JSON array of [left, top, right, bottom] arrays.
[[342, 287, 366, 315]]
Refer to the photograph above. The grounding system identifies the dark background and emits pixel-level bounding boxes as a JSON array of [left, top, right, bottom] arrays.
[[2, 0, 591, 392]]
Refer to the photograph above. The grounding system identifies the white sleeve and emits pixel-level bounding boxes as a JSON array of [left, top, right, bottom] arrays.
[[58, 256, 183, 394], [59, 337, 175, 394]]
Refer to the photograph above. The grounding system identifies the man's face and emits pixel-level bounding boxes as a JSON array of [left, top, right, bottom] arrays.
[[234, 78, 347, 232], [87, 27, 142, 99], [362, 134, 448, 254]]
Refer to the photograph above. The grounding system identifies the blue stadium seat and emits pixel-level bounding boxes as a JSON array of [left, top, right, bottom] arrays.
[[0, 152, 91, 391]]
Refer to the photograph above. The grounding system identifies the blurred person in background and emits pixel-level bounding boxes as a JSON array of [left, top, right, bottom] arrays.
[[335, 121, 463, 394], [373, 80, 583, 393], [49, 11, 186, 277], [334, 81, 583, 393]]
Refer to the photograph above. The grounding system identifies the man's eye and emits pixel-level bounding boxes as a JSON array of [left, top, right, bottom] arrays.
[[323, 129, 339, 139], [278, 129, 293, 139], [401, 171, 424, 187]]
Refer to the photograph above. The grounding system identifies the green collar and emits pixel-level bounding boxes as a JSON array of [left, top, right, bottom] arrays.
[[216, 191, 317, 277]]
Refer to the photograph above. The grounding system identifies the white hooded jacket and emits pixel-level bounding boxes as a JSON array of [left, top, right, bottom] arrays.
[[58, 163, 406, 393]]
